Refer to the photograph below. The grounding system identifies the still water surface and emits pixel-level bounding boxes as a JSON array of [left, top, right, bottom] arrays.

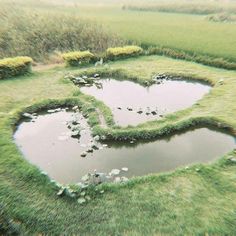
[[80, 79, 211, 126], [14, 111, 236, 184]]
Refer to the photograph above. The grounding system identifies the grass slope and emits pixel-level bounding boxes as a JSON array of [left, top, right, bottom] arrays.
[[1, 55, 236, 234]]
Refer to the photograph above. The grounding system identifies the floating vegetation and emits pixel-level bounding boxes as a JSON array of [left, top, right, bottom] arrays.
[[57, 169, 129, 204]]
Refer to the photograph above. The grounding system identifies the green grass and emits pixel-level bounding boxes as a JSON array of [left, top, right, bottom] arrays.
[[78, 7, 236, 62], [1, 55, 236, 234]]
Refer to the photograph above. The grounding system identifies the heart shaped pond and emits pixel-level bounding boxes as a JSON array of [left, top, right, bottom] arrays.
[[80, 78, 211, 126], [14, 110, 236, 184]]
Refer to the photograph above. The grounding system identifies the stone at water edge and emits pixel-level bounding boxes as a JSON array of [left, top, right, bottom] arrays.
[[54, 108, 62, 112], [229, 157, 236, 163], [121, 167, 128, 172], [94, 73, 100, 78], [72, 106, 78, 111], [121, 177, 129, 182], [94, 135, 100, 141], [22, 113, 35, 119], [81, 174, 90, 182], [47, 109, 56, 113], [110, 169, 120, 176], [114, 177, 121, 183], [57, 188, 65, 196]]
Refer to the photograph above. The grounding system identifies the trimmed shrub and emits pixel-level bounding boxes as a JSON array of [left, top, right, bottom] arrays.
[[106, 46, 143, 60], [62, 51, 96, 66], [0, 56, 32, 80]]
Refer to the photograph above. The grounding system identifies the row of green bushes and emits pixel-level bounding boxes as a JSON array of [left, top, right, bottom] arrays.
[[62, 45, 236, 70], [62, 46, 143, 66], [146, 46, 236, 70], [0, 56, 32, 80]]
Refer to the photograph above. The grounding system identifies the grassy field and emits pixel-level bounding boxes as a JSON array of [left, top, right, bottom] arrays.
[[77, 6, 236, 62], [1, 0, 236, 64], [1, 0, 236, 234], [1, 55, 236, 234]]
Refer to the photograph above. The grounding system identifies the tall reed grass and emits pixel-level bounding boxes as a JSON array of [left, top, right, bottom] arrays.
[[0, 4, 123, 62]]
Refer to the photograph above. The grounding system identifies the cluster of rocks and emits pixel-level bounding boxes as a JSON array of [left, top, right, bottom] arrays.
[[57, 168, 129, 204], [117, 106, 164, 117], [47, 107, 67, 113], [22, 112, 37, 121], [65, 73, 102, 88], [23, 107, 69, 120], [80, 135, 108, 158], [81, 168, 129, 185], [152, 73, 171, 84]]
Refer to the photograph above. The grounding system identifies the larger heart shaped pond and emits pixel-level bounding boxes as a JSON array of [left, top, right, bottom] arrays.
[[14, 109, 236, 184]]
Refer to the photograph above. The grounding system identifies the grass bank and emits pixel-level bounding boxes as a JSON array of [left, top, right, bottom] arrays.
[[1, 55, 236, 234]]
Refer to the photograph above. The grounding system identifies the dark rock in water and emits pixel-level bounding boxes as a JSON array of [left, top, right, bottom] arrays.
[[86, 148, 94, 153], [127, 107, 133, 111], [117, 107, 122, 110], [91, 144, 99, 150], [81, 152, 87, 157], [146, 112, 151, 115], [151, 111, 158, 115], [159, 114, 164, 117], [71, 130, 80, 138], [137, 109, 143, 114]]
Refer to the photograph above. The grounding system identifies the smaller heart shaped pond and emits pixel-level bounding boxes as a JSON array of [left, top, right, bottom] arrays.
[[79, 76, 211, 126], [14, 110, 236, 184]]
